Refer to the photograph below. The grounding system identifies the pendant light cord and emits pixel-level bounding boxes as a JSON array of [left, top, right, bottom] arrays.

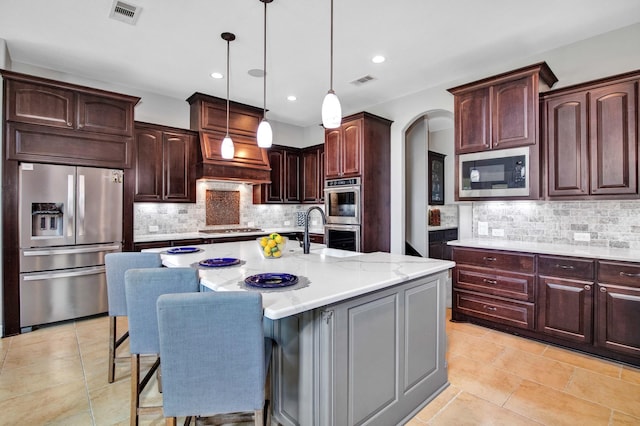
[[263, 0, 267, 118], [329, 0, 334, 91], [226, 37, 230, 136]]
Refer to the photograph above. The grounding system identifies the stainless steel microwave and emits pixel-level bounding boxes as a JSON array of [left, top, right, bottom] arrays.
[[458, 146, 529, 198]]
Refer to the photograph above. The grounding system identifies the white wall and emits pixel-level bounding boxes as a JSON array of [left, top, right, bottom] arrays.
[[405, 118, 428, 256]]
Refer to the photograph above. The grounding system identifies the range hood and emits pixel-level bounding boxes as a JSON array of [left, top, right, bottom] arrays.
[[187, 92, 271, 184]]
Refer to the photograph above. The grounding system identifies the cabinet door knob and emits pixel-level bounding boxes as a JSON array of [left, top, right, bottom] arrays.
[[483, 256, 497, 262], [482, 305, 497, 311], [600, 287, 607, 293], [483, 278, 497, 285], [584, 285, 591, 291]]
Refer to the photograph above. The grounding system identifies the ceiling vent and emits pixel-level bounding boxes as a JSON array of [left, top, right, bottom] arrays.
[[109, 0, 141, 25], [351, 75, 376, 86]]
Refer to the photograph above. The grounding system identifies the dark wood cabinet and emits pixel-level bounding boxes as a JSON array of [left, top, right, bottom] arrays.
[[537, 255, 595, 344], [545, 92, 589, 197], [452, 246, 640, 366], [448, 62, 557, 154], [302, 144, 325, 203], [595, 261, 640, 358], [132, 122, 197, 203], [543, 72, 639, 199], [325, 117, 362, 179], [324, 112, 393, 253], [589, 81, 637, 196], [452, 247, 535, 330], [2, 70, 139, 169], [253, 145, 301, 204], [428, 228, 457, 260]]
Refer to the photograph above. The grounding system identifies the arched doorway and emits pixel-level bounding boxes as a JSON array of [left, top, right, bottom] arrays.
[[404, 110, 454, 257]]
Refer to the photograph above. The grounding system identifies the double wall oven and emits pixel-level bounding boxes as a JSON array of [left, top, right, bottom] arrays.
[[324, 177, 361, 252]]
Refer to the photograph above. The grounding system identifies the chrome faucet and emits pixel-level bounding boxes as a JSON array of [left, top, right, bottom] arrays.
[[303, 206, 326, 254]]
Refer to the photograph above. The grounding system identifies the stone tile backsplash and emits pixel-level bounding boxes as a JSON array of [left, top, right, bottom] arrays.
[[472, 200, 640, 249], [134, 180, 321, 237], [428, 204, 458, 228]]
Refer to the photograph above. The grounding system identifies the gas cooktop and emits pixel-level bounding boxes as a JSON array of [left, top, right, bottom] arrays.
[[199, 228, 264, 234]]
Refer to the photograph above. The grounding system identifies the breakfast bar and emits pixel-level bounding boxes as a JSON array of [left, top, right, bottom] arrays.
[[146, 240, 455, 426]]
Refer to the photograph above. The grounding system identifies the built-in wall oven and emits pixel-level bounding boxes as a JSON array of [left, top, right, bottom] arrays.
[[324, 178, 361, 252]]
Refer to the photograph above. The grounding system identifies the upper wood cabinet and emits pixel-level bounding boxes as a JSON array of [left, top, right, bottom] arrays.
[[325, 117, 363, 178], [132, 122, 197, 203], [448, 62, 558, 154], [1, 70, 139, 169], [302, 144, 325, 203], [542, 71, 639, 199]]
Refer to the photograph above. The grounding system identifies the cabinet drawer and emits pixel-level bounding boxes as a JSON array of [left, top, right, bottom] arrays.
[[454, 290, 535, 330], [538, 255, 595, 280], [455, 265, 534, 301], [453, 248, 535, 273], [598, 261, 640, 287]]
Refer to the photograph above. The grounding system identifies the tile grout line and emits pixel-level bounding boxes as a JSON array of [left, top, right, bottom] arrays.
[[75, 321, 98, 426]]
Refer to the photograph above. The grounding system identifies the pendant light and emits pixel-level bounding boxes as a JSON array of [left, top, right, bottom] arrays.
[[257, 0, 273, 148], [221, 32, 235, 159], [321, 0, 342, 129]]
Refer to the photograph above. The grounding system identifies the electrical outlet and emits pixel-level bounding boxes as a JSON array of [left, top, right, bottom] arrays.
[[478, 221, 489, 236], [284, 220, 291, 226], [492, 228, 505, 237], [148, 225, 159, 232], [574, 232, 591, 242]]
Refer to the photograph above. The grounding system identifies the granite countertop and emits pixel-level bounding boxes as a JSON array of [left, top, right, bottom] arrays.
[[143, 240, 454, 320], [448, 238, 640, 263], [134, 227, 325, 243]]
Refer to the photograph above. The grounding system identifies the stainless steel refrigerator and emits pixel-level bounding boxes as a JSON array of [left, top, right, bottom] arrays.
[[19, 163, 124, 330]]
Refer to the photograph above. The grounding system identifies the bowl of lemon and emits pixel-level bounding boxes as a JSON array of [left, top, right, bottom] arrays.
[[258, 233, 288, 259]]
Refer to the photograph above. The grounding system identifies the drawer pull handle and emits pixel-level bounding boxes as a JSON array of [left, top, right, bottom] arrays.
[[483, 279, 497, 285], [556, 264, 575, 270], [619, 271, 640, 278], [482, 305, 498, 311], [600, 287, 607, 293], [584, 285, 591, 291], [483, 256, 497, 262]]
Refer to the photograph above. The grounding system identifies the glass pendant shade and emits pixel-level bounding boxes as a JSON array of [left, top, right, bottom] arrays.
[[322, 90, 342, 129], [221, 135, 235, 159], [257, 118, 273, 148]]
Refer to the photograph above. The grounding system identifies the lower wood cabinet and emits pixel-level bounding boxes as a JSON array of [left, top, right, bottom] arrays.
[[452, 247, 640, 367]]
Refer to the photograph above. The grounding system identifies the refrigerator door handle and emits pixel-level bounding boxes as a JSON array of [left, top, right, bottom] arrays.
[[78, 173, 85, 236], [22, 265, 106, 281], [67, 174, 75, 238], [22, 244, 121, 256]]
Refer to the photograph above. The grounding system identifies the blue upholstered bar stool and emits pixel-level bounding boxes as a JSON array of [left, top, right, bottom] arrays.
[[125, 267, 200, 426], [157, 292, 273, 426], [105, 252, 163, 383]]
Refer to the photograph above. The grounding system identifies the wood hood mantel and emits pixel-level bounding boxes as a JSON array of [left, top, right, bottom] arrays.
[[187, 92, 271, 184]]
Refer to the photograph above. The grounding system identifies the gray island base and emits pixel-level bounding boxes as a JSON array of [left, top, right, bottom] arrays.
[[148, 241, 454, 425]]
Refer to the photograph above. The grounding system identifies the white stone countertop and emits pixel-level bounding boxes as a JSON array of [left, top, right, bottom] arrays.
[[448, 238, 640, 263], [427, 226, 458, 232], [134, 227, 325, 243], [143, 240, 454, 320]]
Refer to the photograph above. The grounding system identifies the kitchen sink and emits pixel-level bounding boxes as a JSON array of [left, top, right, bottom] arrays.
[[199, 228, 264, 234]]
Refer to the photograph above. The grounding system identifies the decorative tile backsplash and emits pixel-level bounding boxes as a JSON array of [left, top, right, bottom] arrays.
[[205, 190, 240, 225], [472, 200, 640, 249], [427, 204, 458, 228], [134, 180, 321, 237]]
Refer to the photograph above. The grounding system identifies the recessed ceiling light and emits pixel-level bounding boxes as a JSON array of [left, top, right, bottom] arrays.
[[372, 55, 386, 64], [287, 95, 297, 101], [211, 72, 223, 79]]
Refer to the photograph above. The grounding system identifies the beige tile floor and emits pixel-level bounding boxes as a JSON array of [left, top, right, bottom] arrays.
[[1, 310, 639, 425]]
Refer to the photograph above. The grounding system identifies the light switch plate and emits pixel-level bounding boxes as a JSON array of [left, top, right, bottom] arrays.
[[148, 225, 159, 232], [492, 228, 505, 237], [478, 221, 489, 236], [574, 232, 591, 242]]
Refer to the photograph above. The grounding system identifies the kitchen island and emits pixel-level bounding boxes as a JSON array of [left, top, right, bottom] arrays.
[[146, 240, 454, 426]]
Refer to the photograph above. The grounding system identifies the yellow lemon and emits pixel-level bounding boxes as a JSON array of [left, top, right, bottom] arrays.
[[275, 235, 283, 244], [267, 239, 277, 248], [260, 237, 268, 247], [273, 250, 282, 258]]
